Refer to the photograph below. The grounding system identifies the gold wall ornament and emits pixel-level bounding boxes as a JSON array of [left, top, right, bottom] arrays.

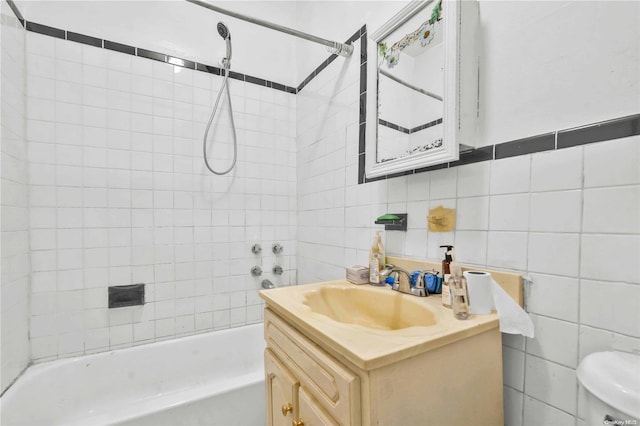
[[427, 205, 456, 232]]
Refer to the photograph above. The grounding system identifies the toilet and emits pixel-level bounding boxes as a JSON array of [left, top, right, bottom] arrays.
[[577, 351, 640, 425]]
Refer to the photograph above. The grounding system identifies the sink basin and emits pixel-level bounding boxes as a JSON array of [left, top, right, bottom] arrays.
[[302, 285, 437, 330]]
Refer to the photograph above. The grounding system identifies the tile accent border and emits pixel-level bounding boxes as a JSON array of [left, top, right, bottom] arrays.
[[379, 119, 411, 134], [379, 117, 443, 135], [557, 114, 640, 149], [360, 113, 640, 183], [5, 0, 23, 26], [357, 26, 368, 184], [6, 2, 298, 94], [494, 133, 555, 159]]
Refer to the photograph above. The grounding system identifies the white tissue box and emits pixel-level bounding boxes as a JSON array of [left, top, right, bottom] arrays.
[[346, 265, 370, 285]]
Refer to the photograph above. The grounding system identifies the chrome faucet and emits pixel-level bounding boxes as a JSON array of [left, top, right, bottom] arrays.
[[380, 264, 429, 297], [261, 279, 275, 289]]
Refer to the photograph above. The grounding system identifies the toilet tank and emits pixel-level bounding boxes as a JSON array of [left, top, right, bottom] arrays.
[[577, 351, 640, 425]]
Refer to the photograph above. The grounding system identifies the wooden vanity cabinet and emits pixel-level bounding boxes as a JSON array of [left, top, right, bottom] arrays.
[[265, 309, 360, 426], [264, 307, 503, 426]]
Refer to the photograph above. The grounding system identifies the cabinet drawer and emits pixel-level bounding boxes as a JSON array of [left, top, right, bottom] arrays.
[[265, 308, 360, 425]]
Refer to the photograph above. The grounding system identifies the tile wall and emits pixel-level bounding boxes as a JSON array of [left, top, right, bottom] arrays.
[[296, 29, 640, 426], [2, 1, 638, 422], [297, 35, 362, 284], [25, 30, 297, 362], [1, 0, 30, 393]]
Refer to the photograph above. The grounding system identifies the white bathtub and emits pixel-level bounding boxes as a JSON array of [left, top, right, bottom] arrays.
[[1, 324, 265, 426]]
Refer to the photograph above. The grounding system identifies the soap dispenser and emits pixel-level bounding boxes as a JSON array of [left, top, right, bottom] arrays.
[[369, 231, 386, 286], [439, 245, 453, 308]]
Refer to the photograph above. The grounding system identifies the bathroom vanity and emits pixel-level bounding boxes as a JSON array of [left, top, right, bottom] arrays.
[[260, 260, 523, 425]]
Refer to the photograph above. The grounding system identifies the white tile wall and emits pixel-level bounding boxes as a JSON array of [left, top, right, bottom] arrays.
[[487, 231, 528, 270], [456, 196, 488, 231], [530, 145, 583, 192], [523, 396, 576, 426], [580, 279, 640, 337], [489, 194, 530, 231], [583, 135, 640, 188], [4, 7, 639, 423], [528, 232, 581, 276], [503, 345, 525, 391], [1, 4, 30, 393], [457, 161, 491, 197], [530, 190, 582, 233], [25, 31, 297, 362], [490, 155, 531, 195], [296, 36, 640, 424], [527, 314, 578, 368], [580, 234, 640, 283], [504, 386, 524, 426], [582, 186, 640, 234], [525, 354, 577, 415], [526, 273, 579, 322]]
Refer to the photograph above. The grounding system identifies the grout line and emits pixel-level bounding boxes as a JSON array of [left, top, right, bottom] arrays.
[[575, 145, 585, 417], [525, 351, 577, 370], [520, 392, 579, 420]]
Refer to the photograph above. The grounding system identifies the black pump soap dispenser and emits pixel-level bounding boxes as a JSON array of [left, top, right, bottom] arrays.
[[440, 245, 454, 308]]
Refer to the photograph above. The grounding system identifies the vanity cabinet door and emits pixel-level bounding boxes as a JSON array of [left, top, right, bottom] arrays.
[[265, 349, 299, 426], [265, 309, 361, 425], [296, 387, 339, 426]]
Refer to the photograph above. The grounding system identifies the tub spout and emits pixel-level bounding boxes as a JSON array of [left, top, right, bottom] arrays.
[[261, 279, 275, 289]]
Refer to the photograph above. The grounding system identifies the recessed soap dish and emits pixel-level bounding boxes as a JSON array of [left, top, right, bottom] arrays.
[[374, 213, 407, 231]]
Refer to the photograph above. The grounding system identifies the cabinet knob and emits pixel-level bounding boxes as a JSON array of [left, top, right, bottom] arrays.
[[281, 403, 293, 416], [293, 420, 305, 426]]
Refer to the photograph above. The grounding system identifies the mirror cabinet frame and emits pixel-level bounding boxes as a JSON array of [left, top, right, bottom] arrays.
[[364, 0, 478, 179]]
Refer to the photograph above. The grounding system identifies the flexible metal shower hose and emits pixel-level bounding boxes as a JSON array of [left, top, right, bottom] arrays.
[[203, 67, 238, 175]]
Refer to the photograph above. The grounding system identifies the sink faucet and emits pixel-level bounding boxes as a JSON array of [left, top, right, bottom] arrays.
[[380, 264, 429, 297]]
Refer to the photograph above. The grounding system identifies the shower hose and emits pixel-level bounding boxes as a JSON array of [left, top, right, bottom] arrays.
[[203, 66, 238, 175]]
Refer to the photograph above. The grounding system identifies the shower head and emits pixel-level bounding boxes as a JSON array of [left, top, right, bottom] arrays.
[[217, 21, 232, 68], [217, 22, 230, 40]]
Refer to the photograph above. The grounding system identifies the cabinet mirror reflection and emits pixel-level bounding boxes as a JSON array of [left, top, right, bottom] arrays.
[[377, 0, 444, 163]]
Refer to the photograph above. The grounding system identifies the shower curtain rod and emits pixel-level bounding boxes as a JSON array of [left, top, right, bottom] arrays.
[[379, 68, 443, 101], [185, 0, 354, 57]]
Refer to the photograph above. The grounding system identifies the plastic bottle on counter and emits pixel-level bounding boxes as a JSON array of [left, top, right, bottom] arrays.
[[369, 231, 386, 286], [450, 262, 470, 320], [440, 245, 454, 308]]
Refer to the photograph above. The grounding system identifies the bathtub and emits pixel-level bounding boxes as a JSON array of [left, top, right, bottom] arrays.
[[1, 324, 265, 426]]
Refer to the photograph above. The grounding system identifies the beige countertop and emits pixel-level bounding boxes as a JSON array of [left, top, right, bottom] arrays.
[[260, 280, 499, 370]]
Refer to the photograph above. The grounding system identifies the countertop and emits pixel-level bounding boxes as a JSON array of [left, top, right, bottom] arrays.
[[259, 279, 499, 370]]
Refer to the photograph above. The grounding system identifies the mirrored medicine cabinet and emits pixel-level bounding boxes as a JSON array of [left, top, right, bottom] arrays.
[[364, 0, 479, 179]]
